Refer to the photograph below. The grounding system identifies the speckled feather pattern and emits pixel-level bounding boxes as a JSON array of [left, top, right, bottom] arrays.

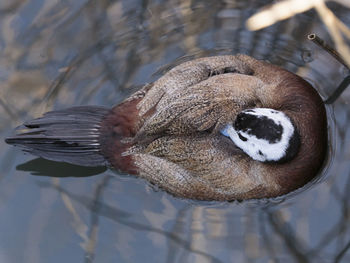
[[114, 54, 327, 201], [6, 54, 327, 201]]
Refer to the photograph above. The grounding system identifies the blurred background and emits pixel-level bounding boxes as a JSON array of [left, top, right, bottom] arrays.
[[1, 0, 350, 262]]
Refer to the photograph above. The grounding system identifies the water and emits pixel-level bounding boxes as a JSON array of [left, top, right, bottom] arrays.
[[0, 0, 350, 262]]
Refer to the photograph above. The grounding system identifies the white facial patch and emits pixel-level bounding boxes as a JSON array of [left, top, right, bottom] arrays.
[[220, 108, 296, 162]]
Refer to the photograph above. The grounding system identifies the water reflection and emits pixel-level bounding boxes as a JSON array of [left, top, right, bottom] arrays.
[[17, 158, 106, 177], [1, 0, 350, 262]]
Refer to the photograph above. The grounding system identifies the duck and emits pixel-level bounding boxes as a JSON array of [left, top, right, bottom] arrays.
[[5, 54, 328, 201]]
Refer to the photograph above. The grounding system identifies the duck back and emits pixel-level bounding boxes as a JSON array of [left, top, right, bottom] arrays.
[[5, 55, 328, 201]]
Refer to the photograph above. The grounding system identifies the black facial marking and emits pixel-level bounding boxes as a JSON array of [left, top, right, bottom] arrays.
[[208, 67, 237, 77], [280, 130, 301, 163], [234, 112, 283, 143], [258, 150, 263, 156], [238, 133, 248, 141], [223, 67, 237, 74]]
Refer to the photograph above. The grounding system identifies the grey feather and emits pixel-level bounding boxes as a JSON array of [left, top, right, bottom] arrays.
[[5, 106, 110, 167]]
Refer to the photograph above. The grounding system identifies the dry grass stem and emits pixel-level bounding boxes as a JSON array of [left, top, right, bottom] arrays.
[[246, 0, 350, 68]]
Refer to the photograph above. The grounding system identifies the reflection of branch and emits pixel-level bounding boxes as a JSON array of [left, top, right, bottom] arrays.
[[165, 206, 192, 263], [267, 211, 310, 263], [334, 238, 350, 263], [53, 178, 89, 248], [246, 0, 350, 68], [53, 175, 111, 263], [110, 210, 223, 263], [42, 38, 112, 112], [84, 176, 111, 263], [0, 1, 24, 14], [0, 96, 19, 121], [37, 180, 223, 263], [258, 211, 278, 262], [308, 169, 350, 261]]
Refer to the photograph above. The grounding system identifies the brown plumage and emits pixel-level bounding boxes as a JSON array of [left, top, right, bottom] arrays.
[[5, 54, 327, 201]]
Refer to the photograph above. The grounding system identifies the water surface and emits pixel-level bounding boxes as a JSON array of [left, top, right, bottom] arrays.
[[1, 0, 350, 262]]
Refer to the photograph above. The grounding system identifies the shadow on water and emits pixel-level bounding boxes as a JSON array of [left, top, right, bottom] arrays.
[[1, 0, 350, 263], [16, 158, 106, 177]]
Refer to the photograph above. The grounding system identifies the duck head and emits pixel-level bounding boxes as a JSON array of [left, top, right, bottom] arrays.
[[221, 108, 300, 163]]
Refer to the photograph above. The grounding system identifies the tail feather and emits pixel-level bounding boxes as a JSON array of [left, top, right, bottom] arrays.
[[5, 106, 110, 167]]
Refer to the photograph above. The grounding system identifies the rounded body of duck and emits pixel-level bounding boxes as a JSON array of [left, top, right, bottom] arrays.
[[6, 54, 327, 201]]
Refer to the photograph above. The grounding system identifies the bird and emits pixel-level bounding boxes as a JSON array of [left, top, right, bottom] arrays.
[[5, 54, 328, 201]]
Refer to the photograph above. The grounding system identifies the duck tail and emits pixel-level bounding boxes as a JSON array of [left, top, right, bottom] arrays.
[[5, 106, 110, 167]]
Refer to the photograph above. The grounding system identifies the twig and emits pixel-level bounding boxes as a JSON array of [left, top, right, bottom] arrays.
[[314, 0, 350, 68], [307, 34, 349, 70], [324, 75, 350, 104]]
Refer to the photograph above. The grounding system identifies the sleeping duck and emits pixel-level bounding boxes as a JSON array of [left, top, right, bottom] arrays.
[[5, 54, 327, 201]]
